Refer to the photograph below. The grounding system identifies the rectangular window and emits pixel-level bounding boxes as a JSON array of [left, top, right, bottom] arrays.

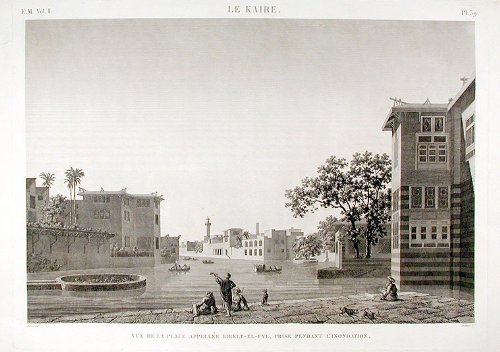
[[281, 249, 285, 253], [466, 126, 475, 147], [137, 199, 151, 207], [37, 195, 43, 201], [435, 117, 444, 132], [392, 222, 399, 249], [466, 115, 474, 127], [422, 117, 432, 132], [442, 226, 448, 240], [106, 195, 110, 203], [418, 145, 428, 163], [410, 221, 450, 247], [438, 187, 449, 208], [434, 136, 446, 143], [124, 198, 129, 206], [425, 187, 435, 208], [105, 210, 110, 219], [431, 226, 437, 240], [392, 189, 400, 212], [428, 145, 437, 163], [418, 135, 432, 143], [420, 226, 427, 240], [30, 196, 36, 209], [249, 250, 252, 256], [124, 236, 130, 247], [259, 249, 262, 256], [411, 187, 422, 208], [394, 132, 399, 167], [438, 145, 447, 163], [267, 249, 271, 253], [244, 249, 247, 255], [411, 226, 417, 240], [155, 214, 159, 225]]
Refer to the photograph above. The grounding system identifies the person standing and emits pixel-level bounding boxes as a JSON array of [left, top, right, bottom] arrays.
[[212, 272, 236, 316]]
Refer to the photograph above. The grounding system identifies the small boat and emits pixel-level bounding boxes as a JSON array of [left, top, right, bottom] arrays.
[[292, 258, 318, 264], [253, 264, 282, 273], [202, 260, 214, 264], [169, 265, 191, 272]]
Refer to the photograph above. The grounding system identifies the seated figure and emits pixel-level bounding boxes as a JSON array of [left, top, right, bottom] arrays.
[[193, 291, 218, 317], [380, 276, 398, 301], [232, 287, 249, 311]]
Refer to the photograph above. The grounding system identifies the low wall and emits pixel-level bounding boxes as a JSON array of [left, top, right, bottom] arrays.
[[27, 232, 157, 271]]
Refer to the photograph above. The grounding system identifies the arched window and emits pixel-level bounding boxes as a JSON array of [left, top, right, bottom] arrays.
[[259, 240, 262, 246], [254, 240, 257, 246]]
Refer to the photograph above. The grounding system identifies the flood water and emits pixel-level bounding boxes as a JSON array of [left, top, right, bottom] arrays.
[[27, 258, 472, 318]]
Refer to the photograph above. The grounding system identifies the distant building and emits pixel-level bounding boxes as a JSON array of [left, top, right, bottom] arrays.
[[199, 221, 304, 260], [382, 74, 475, 290], [241, 228, 304, 260], [76, 188, 163, 251], [202, 228, 244, 257], [26, 178, 48, 223]]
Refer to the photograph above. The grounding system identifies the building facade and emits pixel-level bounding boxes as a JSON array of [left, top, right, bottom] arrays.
[[382, 75, 475, 290], [26, 178, 48, 223], [76, 188, 163, 251], [199, 225, 304, 261]]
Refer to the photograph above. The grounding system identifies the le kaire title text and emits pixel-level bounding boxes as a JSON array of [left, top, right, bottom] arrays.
[[228, 5, 280, 14]]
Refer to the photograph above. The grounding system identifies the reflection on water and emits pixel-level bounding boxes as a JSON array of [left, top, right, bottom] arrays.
[[59, 287, 147, 298], [27, 258, 471, 318]]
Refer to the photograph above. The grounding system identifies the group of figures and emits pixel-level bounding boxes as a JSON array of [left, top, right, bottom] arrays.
[[192, 272, 269, 317], [192, 274, 397, 318]]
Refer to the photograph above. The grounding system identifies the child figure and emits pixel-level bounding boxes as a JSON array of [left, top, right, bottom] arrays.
[[261, 289, 269, 305]]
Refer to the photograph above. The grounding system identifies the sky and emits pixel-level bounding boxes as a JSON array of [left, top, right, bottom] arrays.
[[25, 19, 475, 241]]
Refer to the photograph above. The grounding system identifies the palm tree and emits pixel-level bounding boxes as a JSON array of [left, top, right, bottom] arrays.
[[39, 172, 55, 205], [65, 167, 85, 225], [64, 168, 75, 225], [71, 168, 85, 224]]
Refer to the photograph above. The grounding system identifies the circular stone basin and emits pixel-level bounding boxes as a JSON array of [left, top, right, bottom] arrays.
[[56, 274, 146, 292]]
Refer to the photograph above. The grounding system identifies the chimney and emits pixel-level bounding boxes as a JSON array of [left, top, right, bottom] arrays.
[[256, 222, 260, 236]]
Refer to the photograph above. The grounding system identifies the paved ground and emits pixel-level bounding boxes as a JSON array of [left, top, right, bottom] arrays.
[[29, 292, 474, 324]]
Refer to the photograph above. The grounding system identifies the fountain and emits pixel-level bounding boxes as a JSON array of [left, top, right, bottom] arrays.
[[56, 273, 146, 292]]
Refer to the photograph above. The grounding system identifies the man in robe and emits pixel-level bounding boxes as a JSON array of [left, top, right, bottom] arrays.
[[212, 272, 236, 316]]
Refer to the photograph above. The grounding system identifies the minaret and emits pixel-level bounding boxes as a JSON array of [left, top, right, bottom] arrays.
[[205, 217, 211, 239]]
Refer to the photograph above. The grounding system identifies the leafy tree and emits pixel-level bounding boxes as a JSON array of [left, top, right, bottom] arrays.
[[234, 230, 250, 248], [350, 152, 392, 258], [285, 152, 391, 258], [292, 235, 322, 260], [194, 242, 204, 253], [317, 216, 340, 252], [40, 194, 70, 227]]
